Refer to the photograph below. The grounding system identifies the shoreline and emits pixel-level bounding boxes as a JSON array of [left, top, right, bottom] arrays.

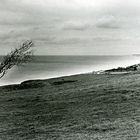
[[0, 71, 92, 87], [1, 62, 140, 87], [1, 55, 140, 87]]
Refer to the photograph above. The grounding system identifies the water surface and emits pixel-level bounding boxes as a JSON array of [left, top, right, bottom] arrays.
[[0, 55, 140, 86]]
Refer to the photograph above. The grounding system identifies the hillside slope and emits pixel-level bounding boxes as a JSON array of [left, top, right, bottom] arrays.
[[0, 73, 140, 139]]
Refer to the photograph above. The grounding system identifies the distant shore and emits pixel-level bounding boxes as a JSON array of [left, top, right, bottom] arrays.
[[93, 63, 140, 75]]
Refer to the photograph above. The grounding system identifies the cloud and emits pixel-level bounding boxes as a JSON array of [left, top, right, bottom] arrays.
[[96, 16, 120, 29], [62, 20, 90, 31], [1, 0, 140, 55], [37, 37, 88, 45]]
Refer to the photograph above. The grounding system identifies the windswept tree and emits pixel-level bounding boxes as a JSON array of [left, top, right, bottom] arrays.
[[0, 40, 34, 79]]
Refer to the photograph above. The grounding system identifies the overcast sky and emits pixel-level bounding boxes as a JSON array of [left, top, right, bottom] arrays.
[[1, 0, 140, 55]]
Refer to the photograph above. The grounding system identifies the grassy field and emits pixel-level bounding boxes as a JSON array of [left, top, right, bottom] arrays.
[[0, 73, 140, 139]]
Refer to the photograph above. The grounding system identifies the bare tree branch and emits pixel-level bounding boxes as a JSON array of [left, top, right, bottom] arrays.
[[0, 40, 34, 79]]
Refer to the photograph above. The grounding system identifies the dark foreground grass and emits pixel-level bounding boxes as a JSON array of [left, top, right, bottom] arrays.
[[0, 73, 140, 139]]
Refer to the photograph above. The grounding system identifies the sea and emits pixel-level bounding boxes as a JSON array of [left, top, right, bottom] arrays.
[[0, 55, 140, 86]]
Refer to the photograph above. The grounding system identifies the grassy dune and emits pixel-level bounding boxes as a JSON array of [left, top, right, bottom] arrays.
[[0, 73, 140, 139]]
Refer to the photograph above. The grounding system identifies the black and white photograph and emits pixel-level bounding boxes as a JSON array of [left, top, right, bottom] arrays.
[[0, 0, 140, 139]]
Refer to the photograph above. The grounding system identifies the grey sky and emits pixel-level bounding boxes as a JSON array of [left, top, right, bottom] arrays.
[[0, 0, 140, 55]]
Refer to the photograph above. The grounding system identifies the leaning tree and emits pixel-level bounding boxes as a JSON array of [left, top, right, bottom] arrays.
[[0, 40, 34, 79]]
